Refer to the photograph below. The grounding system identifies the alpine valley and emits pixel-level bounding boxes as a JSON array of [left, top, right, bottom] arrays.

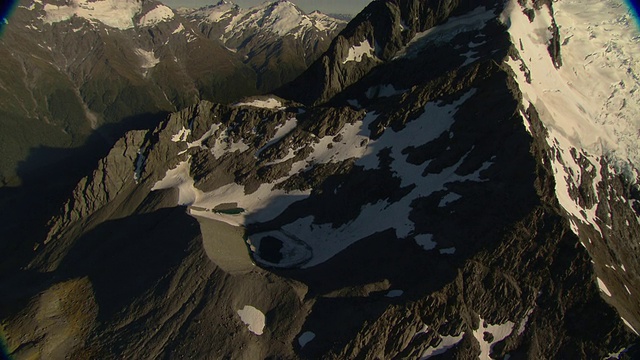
[[1, 0, 640, 359]]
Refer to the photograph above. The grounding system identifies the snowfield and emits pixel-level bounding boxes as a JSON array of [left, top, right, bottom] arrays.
[[504, 0, 640, 180], [42, 0, 141, 29]]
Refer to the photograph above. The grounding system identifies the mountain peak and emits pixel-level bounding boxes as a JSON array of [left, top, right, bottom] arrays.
[[187, 0, 345, 38], [276, 0, 484, 105]]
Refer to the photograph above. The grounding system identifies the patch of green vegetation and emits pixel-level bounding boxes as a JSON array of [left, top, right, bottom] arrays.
[[214, 208, 245, 215]]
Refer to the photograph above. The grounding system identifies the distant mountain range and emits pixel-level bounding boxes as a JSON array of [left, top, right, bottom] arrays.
[[0, 0, 345, 186]]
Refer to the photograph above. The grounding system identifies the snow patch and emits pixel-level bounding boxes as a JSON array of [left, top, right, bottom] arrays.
[[237, 305, 266, 335], [415, 234, 437, 251], [151, 159, 200, 205], [171, 127, 191, 142], [135, 48, 160, 70], [606, 347, 630, 360], [235, 98, 284, 109], [272, 90, 489, 268], [249, 230, 312, 268], [256, 118, 298, 156], [439, 192, 462, 207], [385, 290, 404, 298], [473, 316, 515, 360], [172, 23, 184, 34], [439, 247, 456, 255], [597, 277, 612, 296], [343, 39, 375, 64], [134, 148, 146, 183], [420, 332, 464, 359], [134, 48, 159, 77], [139, 4, 174, 27], [366, 84, 405, 99], [298, 331, 316, 348]]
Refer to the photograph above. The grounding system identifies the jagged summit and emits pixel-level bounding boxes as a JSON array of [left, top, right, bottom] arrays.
[[187, 0, 346, 38], [183, 0, 347, 91], [275, 0, 496, 105]]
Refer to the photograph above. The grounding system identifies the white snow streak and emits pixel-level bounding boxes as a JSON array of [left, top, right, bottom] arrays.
[[597, 277, 612, 297], [622, 317, 639, 336], [235, 98, 285, 109], [256, 118, 298, 156], [135, 49, 160, 69], [172, 23, 185, 34]]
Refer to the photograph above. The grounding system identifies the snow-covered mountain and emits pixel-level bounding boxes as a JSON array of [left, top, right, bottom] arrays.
[[186, 0, 344, 40], [2, 0, 640, 358], [183, 0, 347, 91]]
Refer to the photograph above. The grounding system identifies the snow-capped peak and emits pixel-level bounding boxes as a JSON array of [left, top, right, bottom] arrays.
[[188, 0, 239, 22], [186, 0, 346, 40]]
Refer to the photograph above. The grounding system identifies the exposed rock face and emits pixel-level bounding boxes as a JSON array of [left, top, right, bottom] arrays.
[[1, 0, 639, 359], [275, 0, 483, 105]]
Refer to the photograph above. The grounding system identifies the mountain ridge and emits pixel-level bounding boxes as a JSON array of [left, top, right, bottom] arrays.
[[0, 0, 345, 186]]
